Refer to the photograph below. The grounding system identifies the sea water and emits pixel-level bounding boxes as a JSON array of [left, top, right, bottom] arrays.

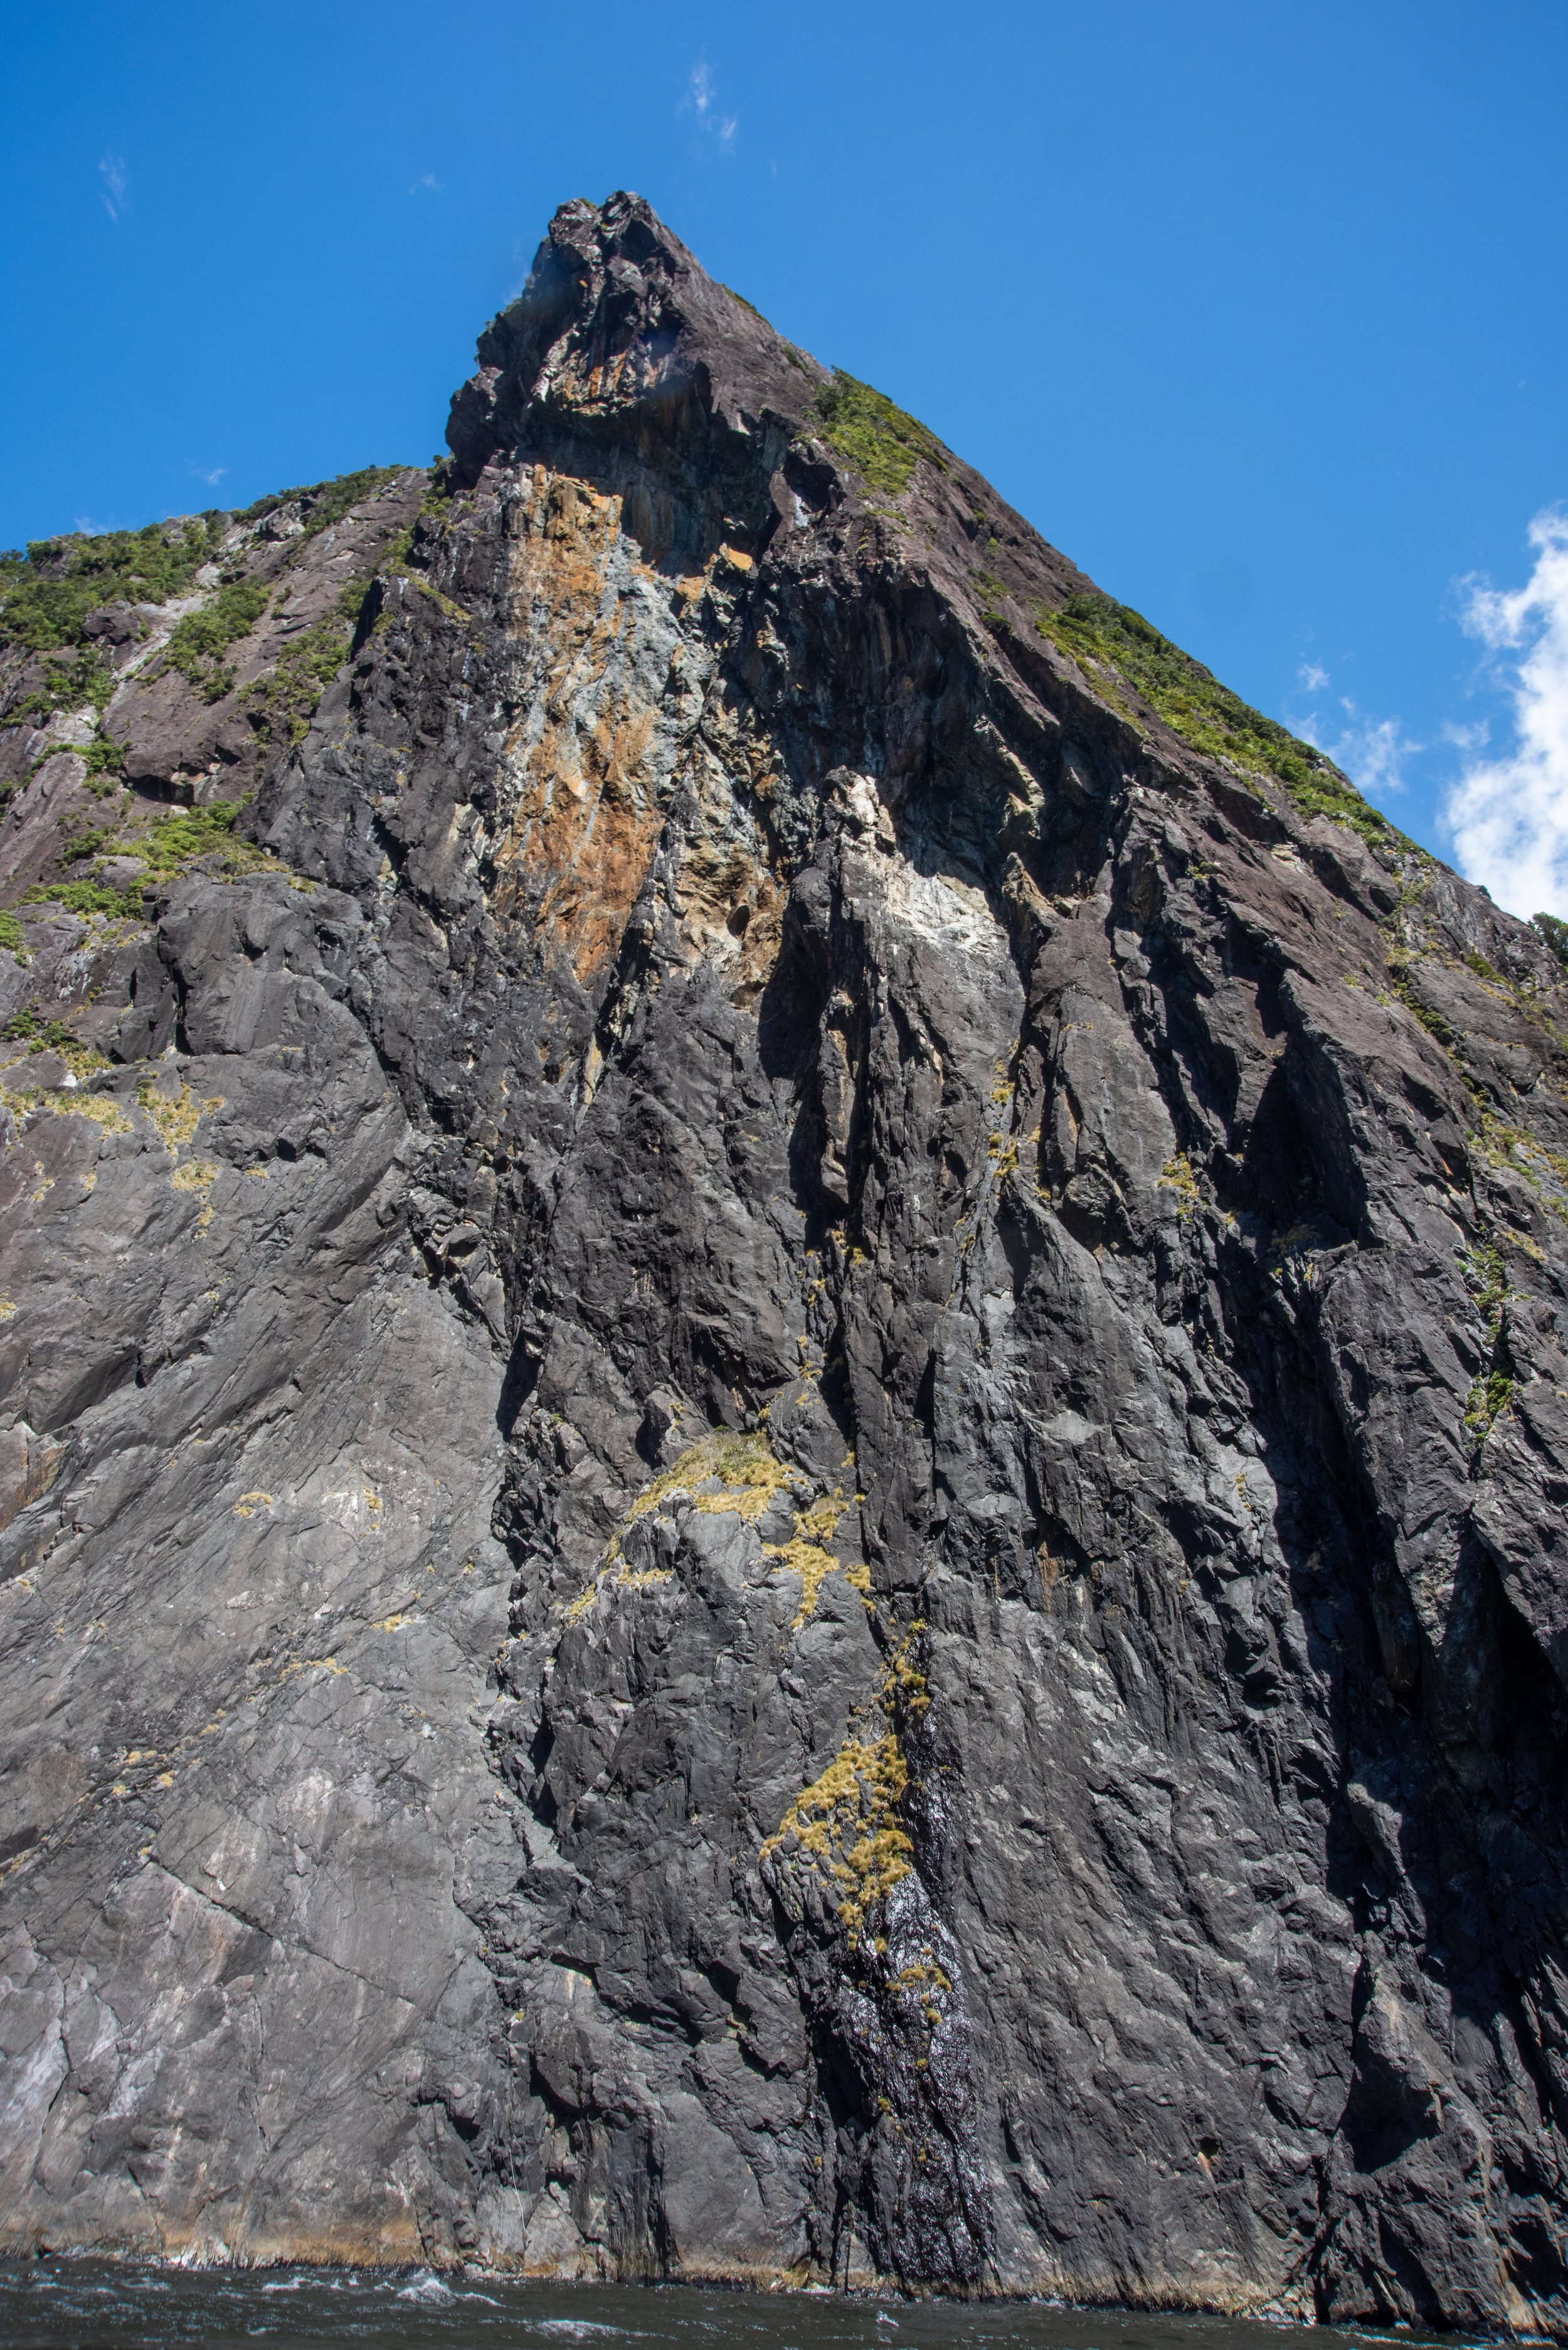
[[0, 2260, 1485, 2350]]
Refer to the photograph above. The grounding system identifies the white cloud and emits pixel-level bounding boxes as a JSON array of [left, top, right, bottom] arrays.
[[191, 464, 226, 487], [684, 60, 737, 149], [100, 153, 129, 220], [1441, 717, 1489, 755], [1291, 664, 1419, 797], [409, 171, 442, 194], [1444, 508, 1568, 918]]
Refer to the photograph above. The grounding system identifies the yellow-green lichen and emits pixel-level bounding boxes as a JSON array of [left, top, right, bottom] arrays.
[[137, 1079, 223, 1159], [598, 1435, 802, 1565], [760, 1731, 913, 1935], [765, 1537, 844, 1628], [170, 1157, 220, 1193], [1, 1082, 134, 1135], [886, 1618, 931, 1718], [1158, 1152, 1202, 1218], [563, 1435, 864, 1629]]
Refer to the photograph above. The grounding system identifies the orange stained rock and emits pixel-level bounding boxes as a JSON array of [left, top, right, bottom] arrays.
[[488, 465, 785, 999], [490, 471, 672, 985]]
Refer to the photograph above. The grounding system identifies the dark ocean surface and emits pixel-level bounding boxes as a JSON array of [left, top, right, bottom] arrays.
[[0, 2263, 1491, 2350]]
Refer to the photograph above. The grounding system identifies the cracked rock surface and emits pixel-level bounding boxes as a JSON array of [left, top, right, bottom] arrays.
[[3, 191, 1568, 2329]]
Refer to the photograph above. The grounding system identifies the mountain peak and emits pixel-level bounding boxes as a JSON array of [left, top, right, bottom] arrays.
[[447, 188, 823, 496]]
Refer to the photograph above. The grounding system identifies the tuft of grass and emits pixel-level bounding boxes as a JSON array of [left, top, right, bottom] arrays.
[[1462, 1242, 1512, 1329], [137, 1077, 222, 1157], [127, 800, 244, 879], [1457, 1240, 1521, 1443], [0, 1080, 132, 1134], [1158, 1151, 1202, 1219], [1036, 592, 1407, 851], [765, 1535, 848, 1628], [82, 735, 125, 795], [1464, 1369, 1516, 1437], [0, 516, 226, 652], [760, 1731, 913, 1938], [2, 1009, 107, 1075], [0, 913, 24, 955], [19, 878, 142, 922], [7, 646, 116, 725], [886, 1620, 931, 1720], [4, 1011, 77, 1053], [1471, 1110, 1568, 1223], [163, 578, 272, 701], [1384, 951, 1461, 1053], [813, 371, 945, 499]]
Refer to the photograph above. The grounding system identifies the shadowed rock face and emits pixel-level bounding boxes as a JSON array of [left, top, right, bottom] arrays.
[[3, 190, 1568, 2329]]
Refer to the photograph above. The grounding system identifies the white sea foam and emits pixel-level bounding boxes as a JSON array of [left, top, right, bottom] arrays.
[[397, 2269, 455, 2302]]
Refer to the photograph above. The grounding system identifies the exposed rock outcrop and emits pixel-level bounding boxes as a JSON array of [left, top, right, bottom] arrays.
[[3, 191, 1568, 2331]]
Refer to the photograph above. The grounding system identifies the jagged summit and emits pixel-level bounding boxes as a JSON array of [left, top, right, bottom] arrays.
[[447, 190, 827, 494], [447, 190, 1428, 869], [2, 198, 1568, 2331]]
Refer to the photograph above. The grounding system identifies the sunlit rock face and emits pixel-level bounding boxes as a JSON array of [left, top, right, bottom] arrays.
[[4, 190, 1568, 2332]]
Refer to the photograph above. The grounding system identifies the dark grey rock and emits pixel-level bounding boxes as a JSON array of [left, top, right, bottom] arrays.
[[1, 189, 1567, 2330]]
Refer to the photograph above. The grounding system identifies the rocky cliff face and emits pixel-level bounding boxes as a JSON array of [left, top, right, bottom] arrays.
[[3, 191, 1568, 2332]]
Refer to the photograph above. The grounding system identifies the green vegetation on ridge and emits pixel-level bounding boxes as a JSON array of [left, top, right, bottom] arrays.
[[1036, 592, 1403, 851], [115, 799, 243, 879], [0, 517, 227, 654], [814, 372, 946, 499], [0, 468, 406, 670], [19, 878, 142, 921], [235, 465, 406, 540], [19, 800, 252, 927]]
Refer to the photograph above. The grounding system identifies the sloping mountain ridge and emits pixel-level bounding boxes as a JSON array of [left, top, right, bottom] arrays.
[[2, 191, 1568, 2330]]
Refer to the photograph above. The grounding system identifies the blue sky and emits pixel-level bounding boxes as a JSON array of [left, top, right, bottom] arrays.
[[4, 1, 1567, 911]]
